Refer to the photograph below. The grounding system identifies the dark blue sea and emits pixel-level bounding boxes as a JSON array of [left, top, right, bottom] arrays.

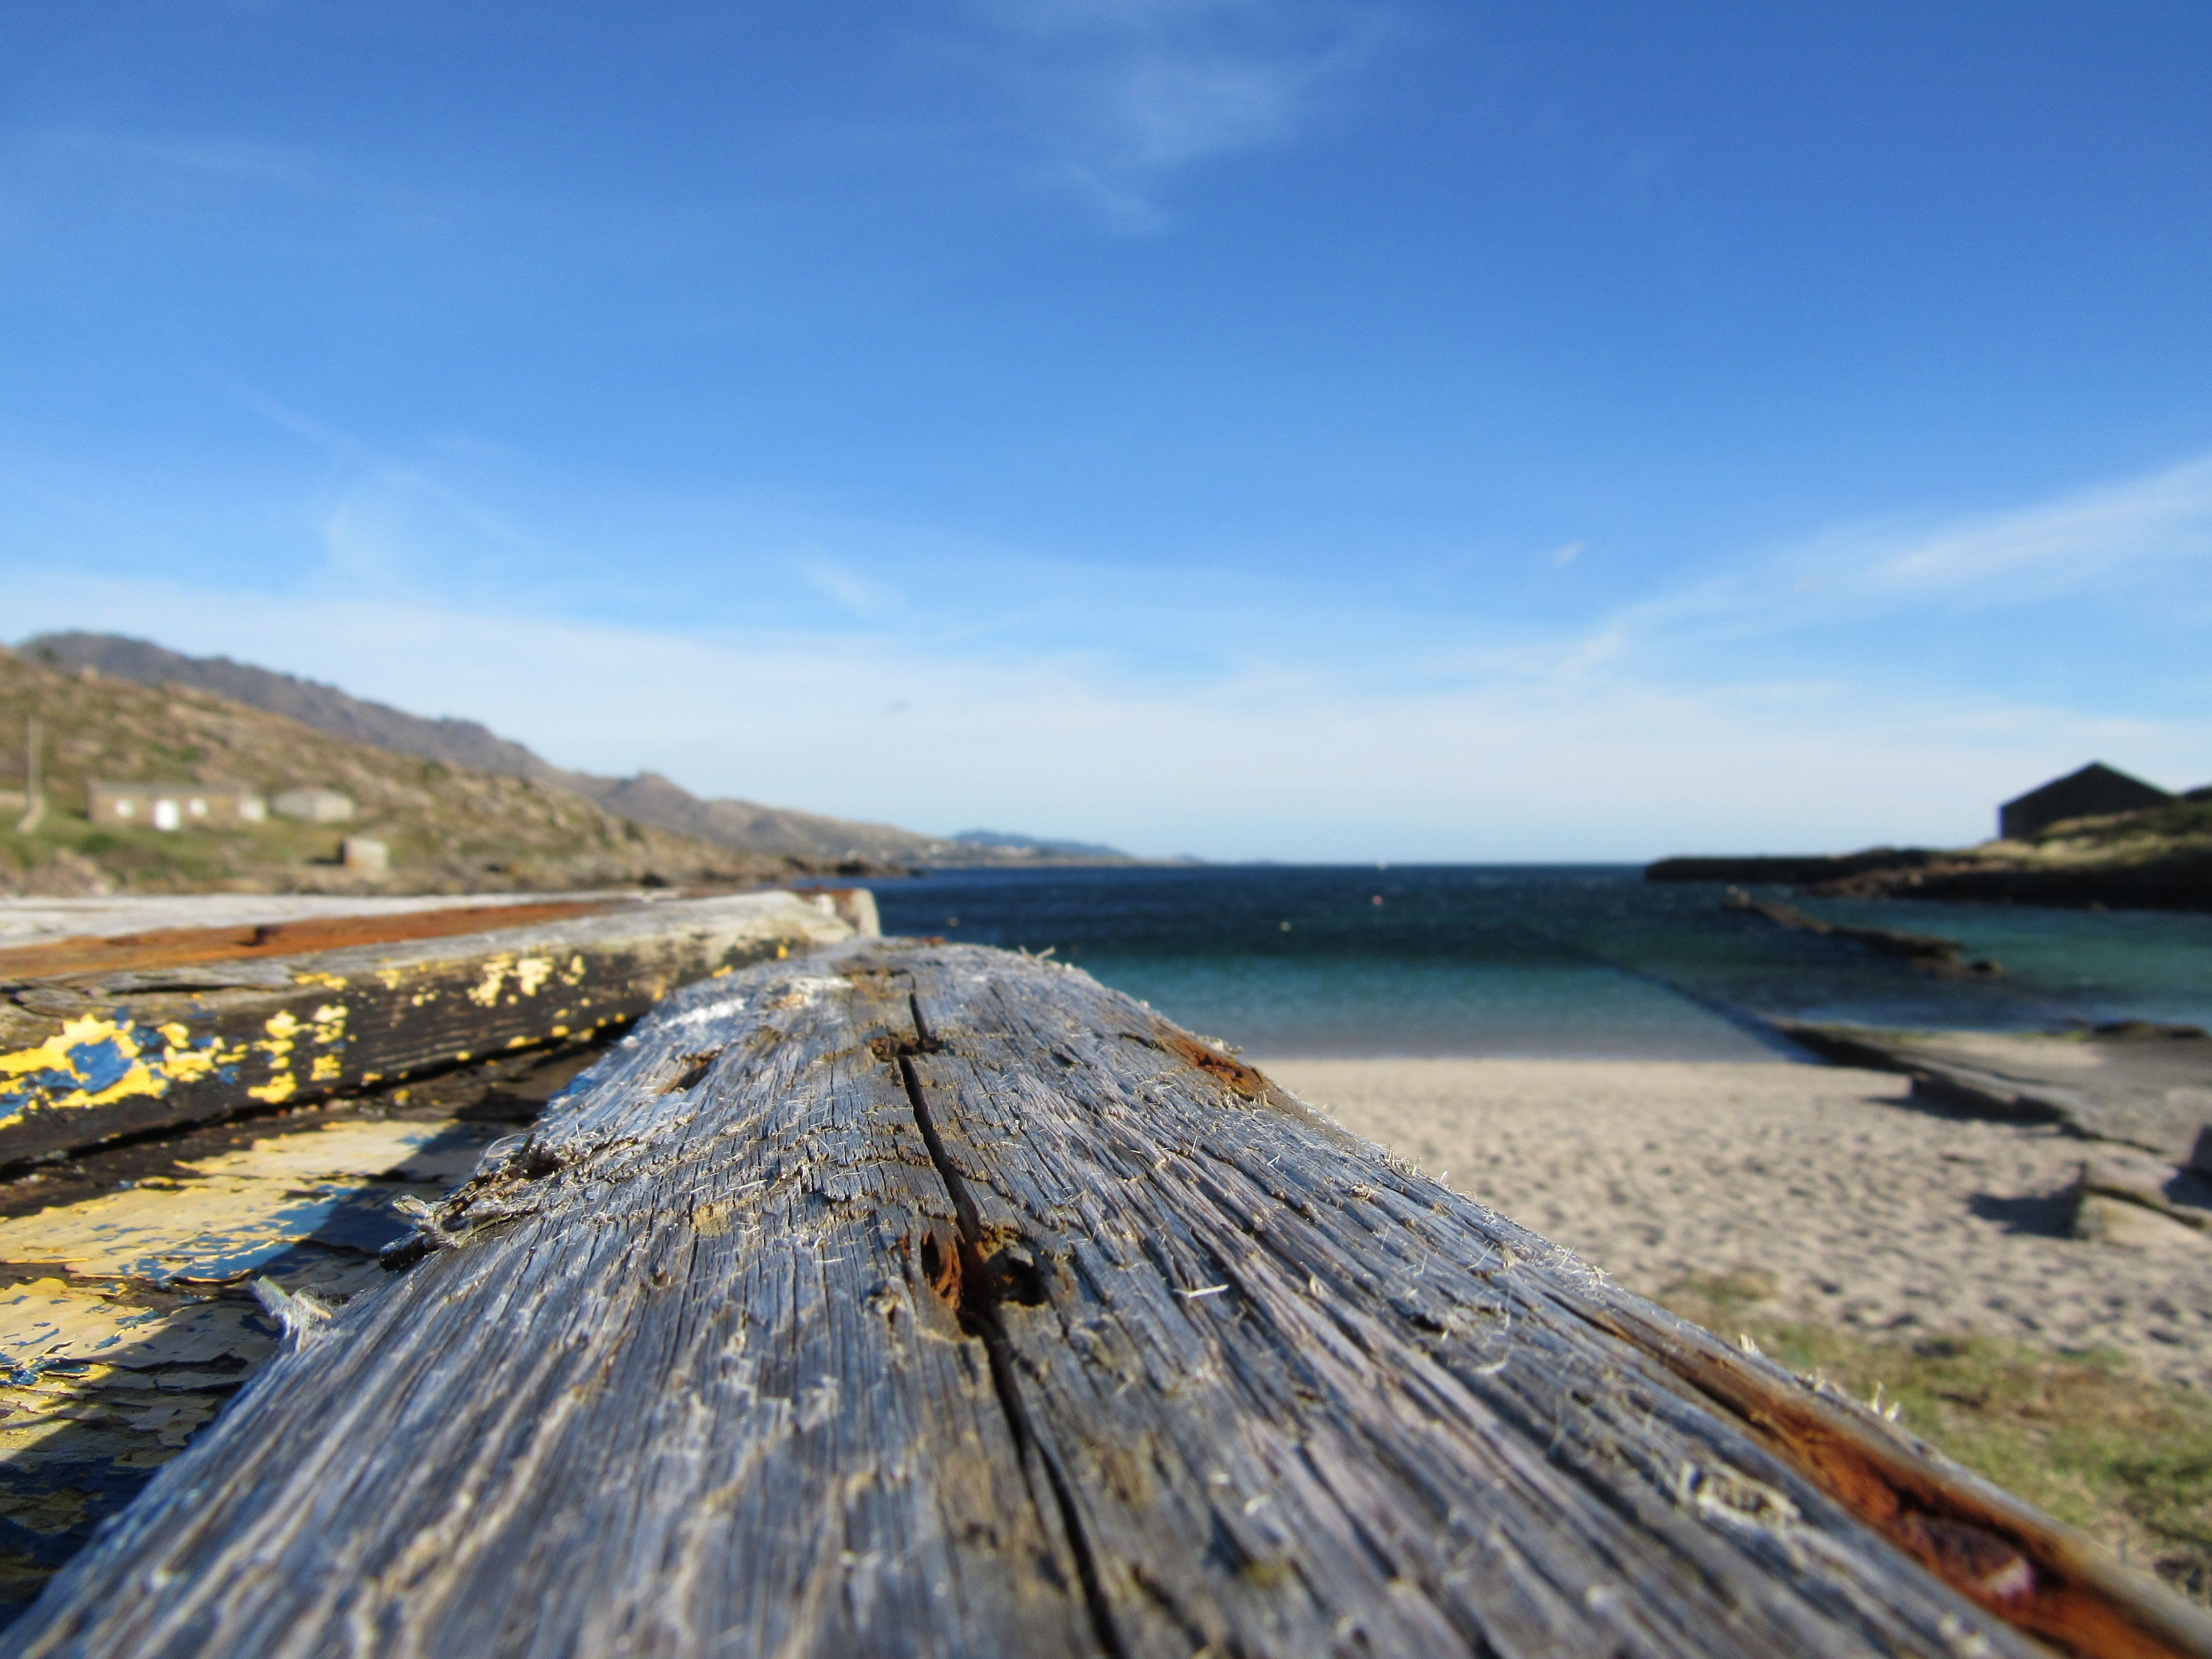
[[872, 865, 2212, 1060]]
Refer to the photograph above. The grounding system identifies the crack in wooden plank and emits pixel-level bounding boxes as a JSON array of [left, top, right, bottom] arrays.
[[883, 981, 1131, 1659], [12, 941, 2183, 1658]]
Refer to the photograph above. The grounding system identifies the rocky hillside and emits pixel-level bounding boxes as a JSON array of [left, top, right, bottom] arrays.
[[19, 633, 1127, 865], [20, 631, 562, 785], [0, 648, 870, 896], [586, 770, 976, 863]]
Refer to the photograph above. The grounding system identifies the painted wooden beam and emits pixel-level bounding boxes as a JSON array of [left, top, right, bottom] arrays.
[[0, 892, 862, 1167], [13, 941, 2207, 1658], [0, 1039, 612, 1626]]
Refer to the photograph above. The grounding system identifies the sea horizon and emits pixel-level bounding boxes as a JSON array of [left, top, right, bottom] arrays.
[[874, 863, 2212, 1061]]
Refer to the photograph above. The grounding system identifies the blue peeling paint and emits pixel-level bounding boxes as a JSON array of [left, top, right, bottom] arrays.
[[67, 1037, 136, 1093]]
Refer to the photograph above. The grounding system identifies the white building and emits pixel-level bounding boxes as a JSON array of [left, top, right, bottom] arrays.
[[88, 781, 267, 831], [271, 787, 357, 823]]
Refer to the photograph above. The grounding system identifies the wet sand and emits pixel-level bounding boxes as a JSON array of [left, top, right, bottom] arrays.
[[1260, 1057, 2212, 1385]]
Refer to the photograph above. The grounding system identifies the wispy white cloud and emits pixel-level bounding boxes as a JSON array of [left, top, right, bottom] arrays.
[[11, 564, 2203, 861], [0, 117, 470, 257], [0, 127, 315, 192], [195, 382, 546, 595], [1859, 454, 2212, 601], [948, 0, 1386, 228], [1544, 449, 2212, 672], [796, 557, 906, 619], [8, 431, 2211, 858]]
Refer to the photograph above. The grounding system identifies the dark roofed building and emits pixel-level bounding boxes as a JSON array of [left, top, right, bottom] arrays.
[[1998, 762, 2171, 841]]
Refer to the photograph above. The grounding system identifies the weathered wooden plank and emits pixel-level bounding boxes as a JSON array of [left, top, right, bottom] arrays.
[[12, 941, 2209, 1658], [10, 947, 1098, 1657], [0, 1039, 612, 1626], [895, 953, 2210, 1659], [0, 892, 861, 1166]]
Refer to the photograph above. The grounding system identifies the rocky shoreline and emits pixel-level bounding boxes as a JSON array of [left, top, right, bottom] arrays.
[[1650, 794, 2212, 913], [1721, 888, 2005, 975]]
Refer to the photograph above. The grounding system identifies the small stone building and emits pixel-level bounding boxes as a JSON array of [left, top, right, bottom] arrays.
[[340, 836, 389, 875], [88, 782, 268, 831], [1998, 762, 2171, 841], [271, 787, 357, 823]]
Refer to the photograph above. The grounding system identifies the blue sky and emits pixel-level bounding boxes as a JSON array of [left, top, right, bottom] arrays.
[[6, 1, 2210, 859]]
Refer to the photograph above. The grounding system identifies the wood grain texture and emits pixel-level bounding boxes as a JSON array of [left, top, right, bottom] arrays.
[[13, 941, 2208, 1659], [0, 893, 856, 1166]]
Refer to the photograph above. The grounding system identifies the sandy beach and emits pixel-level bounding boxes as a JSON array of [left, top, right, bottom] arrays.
[[1262, 1056, 2212, 1386]]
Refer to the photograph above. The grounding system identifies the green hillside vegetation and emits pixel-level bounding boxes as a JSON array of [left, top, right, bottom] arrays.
[[1807, 795, 2212, 910], [0, 648, 851, 895], [21, 632, 1138, 867], [2024, 796, 2212, 854]]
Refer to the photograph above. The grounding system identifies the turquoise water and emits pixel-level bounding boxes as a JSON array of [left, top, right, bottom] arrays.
[[872, 865, 2212, 1060]]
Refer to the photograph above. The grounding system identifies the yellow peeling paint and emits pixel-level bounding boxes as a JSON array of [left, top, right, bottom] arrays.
[[240, 1010, 309, 1103], [562, 954, 587, 986], [186, 1120, 447, 1182], [0, 1171, 390, 1283], [0, 1017, 169, 1116], [376, 969, 405, 990], [5, 1486, 92, 1536], [550, 1025, 569, 1038], [711, 965, 733, 978], [361, 1071, 384, 1084], [154, 1036, 226, 1086], [311, 1054, 342, 1082], [295, 971, 349, 990], [1, 1279, 275, 1378], [2, 1018, 132, 1081], [158, 1022, 192, 1048], [468, 952, 554, 1005], [467, 955, 515, 1008], [505, 1035, 531, 1049], [309, 1003, 349, 1046]]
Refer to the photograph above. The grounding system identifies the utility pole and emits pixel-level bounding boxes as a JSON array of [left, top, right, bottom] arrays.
[[16, 715, 42, 834]]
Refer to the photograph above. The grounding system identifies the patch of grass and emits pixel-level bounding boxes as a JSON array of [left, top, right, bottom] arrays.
[[2038, 798, 2212, 850], [1661, 1273, 2212, 1600]]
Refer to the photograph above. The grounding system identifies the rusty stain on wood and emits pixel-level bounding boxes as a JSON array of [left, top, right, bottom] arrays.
[[9, 940, 2208, 1658], [0, 901, 623, 983], [1577, 1294, 2212, 1659]]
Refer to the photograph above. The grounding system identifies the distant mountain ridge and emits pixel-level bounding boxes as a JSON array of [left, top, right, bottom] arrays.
[[19, 633, 1131, 865], [0, 645, 809, 896], [24, 632, 568, 783], [951, 829, 1129, 859]]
